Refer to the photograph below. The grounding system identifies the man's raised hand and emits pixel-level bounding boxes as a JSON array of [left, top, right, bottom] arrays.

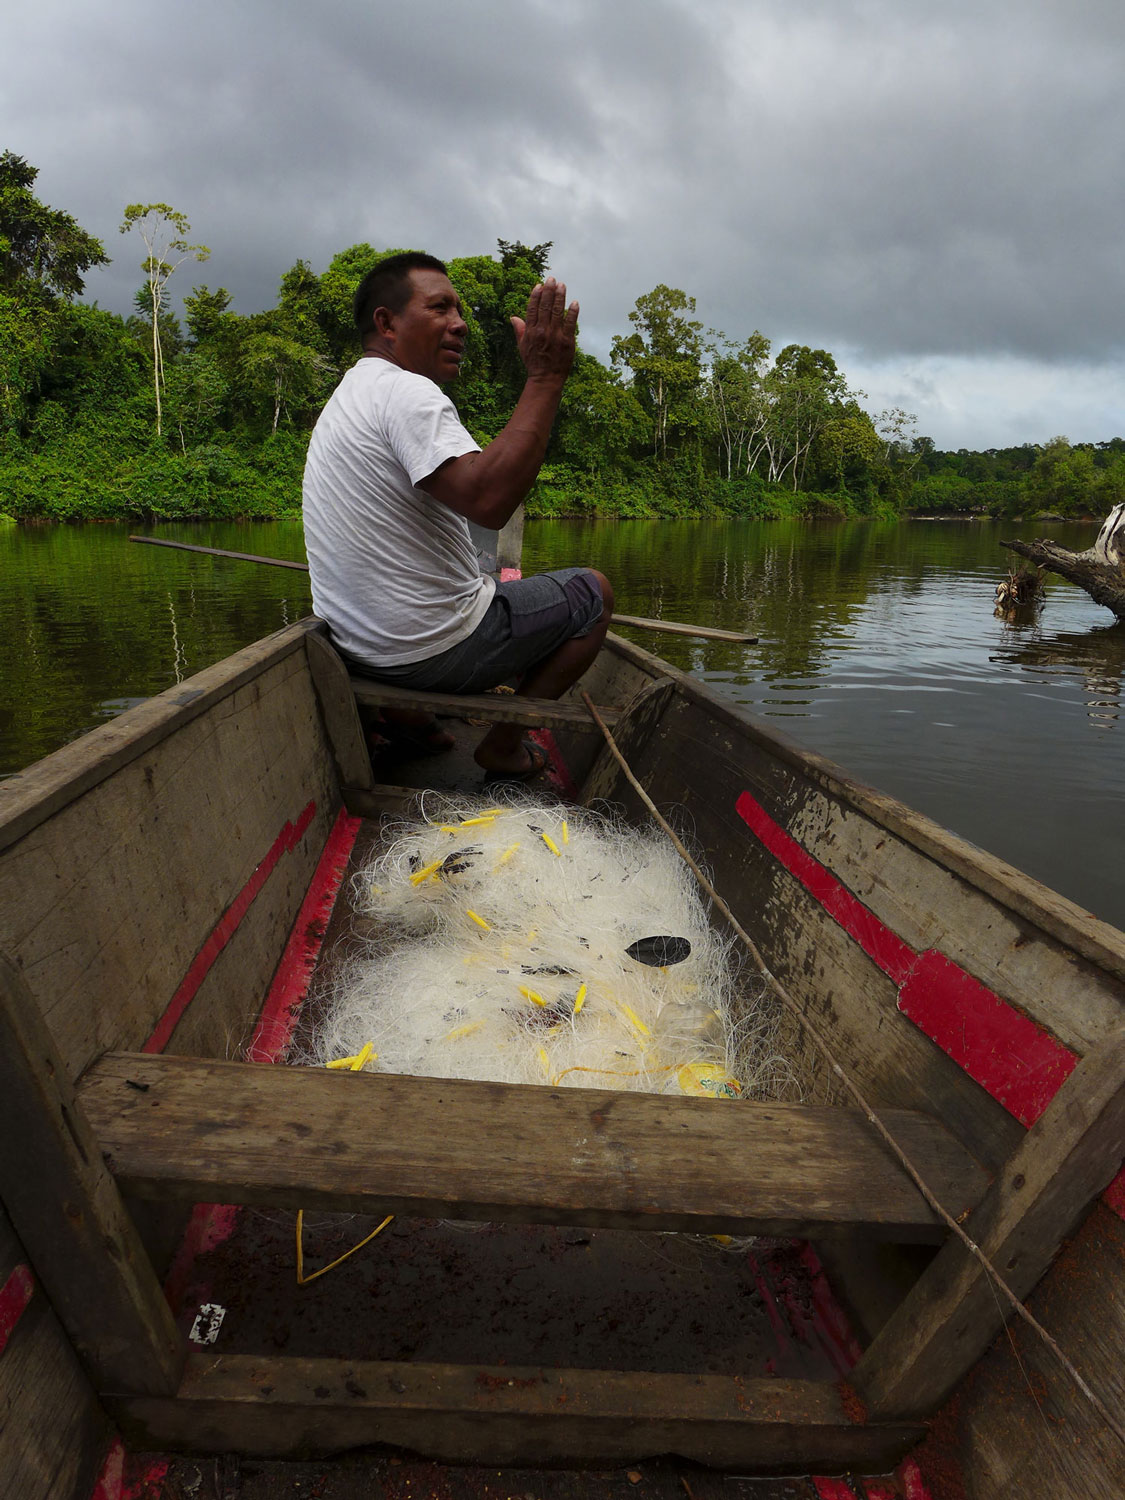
[[510, 276, 579, 380]]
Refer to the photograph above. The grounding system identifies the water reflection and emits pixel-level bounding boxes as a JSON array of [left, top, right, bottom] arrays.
[[993, 621, 1125, 732], [2, 515, 1122, 928]]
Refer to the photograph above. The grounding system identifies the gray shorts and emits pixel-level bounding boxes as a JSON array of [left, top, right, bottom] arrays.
[[349, 567, 604, 694]]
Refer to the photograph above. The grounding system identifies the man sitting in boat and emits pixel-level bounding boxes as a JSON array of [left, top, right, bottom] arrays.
[[302, 252, 613, 780]]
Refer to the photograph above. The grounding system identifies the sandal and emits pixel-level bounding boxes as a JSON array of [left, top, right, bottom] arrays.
[[480, 738, 549, 784]]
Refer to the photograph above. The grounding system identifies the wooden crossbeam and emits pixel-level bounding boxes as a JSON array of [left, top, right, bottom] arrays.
[[348, 677, 620, 734], [853, 1026, 1125, 1419], [79, 1054, 988, 1241], [106, 1353, 924, 1468]]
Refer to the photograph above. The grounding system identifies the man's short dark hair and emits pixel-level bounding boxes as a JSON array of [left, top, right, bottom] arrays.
[[353, 252, 449, 338]]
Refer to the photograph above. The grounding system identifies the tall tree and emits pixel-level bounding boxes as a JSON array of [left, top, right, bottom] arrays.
[[448, 245, 547, 436], [183, 284, 232, 344], [0, 152, 108, 301], [760, 345, 847, 489], [0, 154, 110, 432], [704, 330, 771, 480], [119, 203, 209, 435], [611, 285, 703, 459], [496, 239, 553, 279]]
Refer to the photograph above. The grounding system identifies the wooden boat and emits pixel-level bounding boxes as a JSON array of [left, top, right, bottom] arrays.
[[1, 612, 1122, 1499]]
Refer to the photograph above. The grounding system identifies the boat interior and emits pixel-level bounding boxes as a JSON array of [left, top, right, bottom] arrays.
[[1, 617, 1123, 1498]]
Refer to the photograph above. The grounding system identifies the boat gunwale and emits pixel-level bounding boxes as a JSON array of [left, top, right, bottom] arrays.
[[601, 629, 1125, 984], [0, 618, 320, 856]]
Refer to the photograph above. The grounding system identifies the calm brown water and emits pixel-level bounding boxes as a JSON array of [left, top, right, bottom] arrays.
[[2, 517, 1122, 928]]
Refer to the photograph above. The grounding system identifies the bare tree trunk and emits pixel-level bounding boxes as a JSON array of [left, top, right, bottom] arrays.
[[1002, 505, 1125, 620]]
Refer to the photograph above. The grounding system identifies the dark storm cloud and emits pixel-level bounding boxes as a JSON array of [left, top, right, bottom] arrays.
[[3, 0, 1125, 444]]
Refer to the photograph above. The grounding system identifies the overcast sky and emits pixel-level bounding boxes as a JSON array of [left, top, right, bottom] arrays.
[[5, 0, 1125, 449]]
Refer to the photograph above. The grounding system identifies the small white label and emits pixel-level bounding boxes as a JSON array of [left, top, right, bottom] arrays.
[[189, 1302, 226, 1346]]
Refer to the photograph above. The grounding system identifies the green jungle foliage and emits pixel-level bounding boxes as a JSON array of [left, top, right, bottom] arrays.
[[2, 153, 1121, 522]]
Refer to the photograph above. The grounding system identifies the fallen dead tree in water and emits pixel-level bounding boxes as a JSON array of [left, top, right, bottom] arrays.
[[1001, 504, 1125, 620]]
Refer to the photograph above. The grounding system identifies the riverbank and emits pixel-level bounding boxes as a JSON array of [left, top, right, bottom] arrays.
[[1, 429, 1119, 525]]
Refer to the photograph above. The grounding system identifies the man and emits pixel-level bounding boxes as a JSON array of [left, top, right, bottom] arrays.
[[303, 252, 613, 779]]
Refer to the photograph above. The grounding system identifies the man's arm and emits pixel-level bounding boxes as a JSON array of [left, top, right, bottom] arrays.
[[418, 277, 578, 529]]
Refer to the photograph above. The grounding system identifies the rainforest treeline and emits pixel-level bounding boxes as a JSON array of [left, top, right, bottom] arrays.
[[3, 153, 1123, 524]]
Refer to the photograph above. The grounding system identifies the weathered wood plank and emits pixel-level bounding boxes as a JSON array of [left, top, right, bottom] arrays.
[[853, 1027, 1125, 1419], [0, 619, 317, 855], [0, 1277, 112, 1500], [938, 1201, 1125, 1498], [496, 507, 524, 573], [349, 678, 620, 734], [0, 958, 183, 1395], [79, 1053, 987, 1239], [305, 629, 375, 793], [106, 1353, 924, 1468], [583, 677, 679, 805], [0, 1202, 112, 1500], [0, 649, 337, 1079]]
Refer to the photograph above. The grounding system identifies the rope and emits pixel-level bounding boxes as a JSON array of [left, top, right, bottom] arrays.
[[581, 689, 1125, 1448]]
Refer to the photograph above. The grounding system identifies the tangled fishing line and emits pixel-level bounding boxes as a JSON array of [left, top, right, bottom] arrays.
[[306, 789, 790, 1103]]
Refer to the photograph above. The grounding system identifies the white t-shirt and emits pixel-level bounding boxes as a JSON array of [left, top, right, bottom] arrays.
[[302, 358, 495, 668]]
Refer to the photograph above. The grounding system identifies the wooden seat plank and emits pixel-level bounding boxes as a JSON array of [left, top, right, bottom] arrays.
[[348, 677, 620, 734], [106, 1353, 924, 1468], [79, 1054, 988, 1241]]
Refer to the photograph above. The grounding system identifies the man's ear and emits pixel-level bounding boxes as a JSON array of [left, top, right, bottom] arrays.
[[372, 305, 395, 338]]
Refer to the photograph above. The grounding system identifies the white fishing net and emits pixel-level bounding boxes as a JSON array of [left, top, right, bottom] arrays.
[[307, 791, 790, 1103]]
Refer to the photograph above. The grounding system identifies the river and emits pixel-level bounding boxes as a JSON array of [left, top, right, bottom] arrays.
[[2, 517, 1122, 929]]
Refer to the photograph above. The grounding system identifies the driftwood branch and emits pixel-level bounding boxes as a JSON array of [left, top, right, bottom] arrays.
[[1002, 503, 1125, 620]]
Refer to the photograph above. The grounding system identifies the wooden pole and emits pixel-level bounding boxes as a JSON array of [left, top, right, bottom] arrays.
[[127, 535, 757, 643], [611, 614, 757, 643], [129, 535, 309, 570], [0, 954, 183, 1396]]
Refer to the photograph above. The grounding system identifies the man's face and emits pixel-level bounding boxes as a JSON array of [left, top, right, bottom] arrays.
[[384, 270, 468, 384]]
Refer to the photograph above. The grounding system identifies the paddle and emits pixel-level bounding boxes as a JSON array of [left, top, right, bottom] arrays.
[[128, 535, 758, 644]]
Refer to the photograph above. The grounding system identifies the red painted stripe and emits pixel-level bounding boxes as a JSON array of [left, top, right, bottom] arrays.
[[89, 1441, 124, 1500], [143, 800, 318, 1053], [122, 1457, 172, 1500], [89, 1440, 170, 1500], [862, 1485, 898, 1500], [736, 789, 1125, 1215], [812, 1479, 859, 1499], [0, 1264, 34, 1355], [735, 791, 916, 984], [162, 808, 362, 1316], [798, 1244, 864, 1374], [1104, 1172, 1125, 1217], [745, 1250, 794, 1358], [246, 806, 363, 1062], [898, 949, 1077, 1128], [161, 1202, 242, 1317], [897, 1457, 935, 1500]]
